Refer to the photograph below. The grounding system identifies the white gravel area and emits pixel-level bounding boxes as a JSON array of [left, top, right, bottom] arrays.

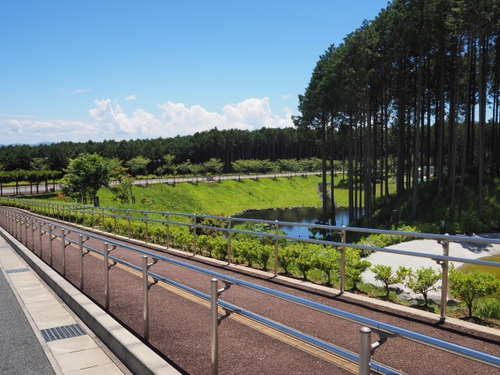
[[361, 234, 500, 301]]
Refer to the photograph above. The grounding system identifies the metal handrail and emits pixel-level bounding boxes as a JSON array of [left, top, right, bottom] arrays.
[[3, 198, 500, 318], [2, 207, 499, 371]]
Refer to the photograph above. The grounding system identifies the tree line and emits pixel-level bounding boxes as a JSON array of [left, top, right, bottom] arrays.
[[0, 127, 324, 174], [294, 0, 500, 226]]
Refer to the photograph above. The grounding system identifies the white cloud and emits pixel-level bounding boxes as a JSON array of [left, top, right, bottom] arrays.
[[282, 94, 291, 100], [125, 95, 137, 101], [0, 98, 295, 144], [74, 89, 91, 94]]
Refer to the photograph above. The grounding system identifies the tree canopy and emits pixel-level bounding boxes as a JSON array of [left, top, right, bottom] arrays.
[[295, 0, 500, 225], [61, 153, 113, 205]]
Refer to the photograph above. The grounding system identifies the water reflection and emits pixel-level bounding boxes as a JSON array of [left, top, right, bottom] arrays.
[[236, 207, 351, 238]]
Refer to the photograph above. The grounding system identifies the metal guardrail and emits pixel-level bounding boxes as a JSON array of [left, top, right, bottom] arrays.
[[1, 207, 500, 374], [3, 197, 500, 318]]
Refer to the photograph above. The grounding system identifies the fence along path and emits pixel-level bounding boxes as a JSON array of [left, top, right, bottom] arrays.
[[0, 207, 499, 373]]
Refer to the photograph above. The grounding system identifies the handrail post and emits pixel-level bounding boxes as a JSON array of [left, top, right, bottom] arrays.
[[341, 226, 347, 293], [38, 221, 43, 257], [48, 226, 53, 266], [211, 278, 219, 375], [18, 214, 22, 243], [192, 214, 197, 256], [359, 327, 371, 375], [24, 215, 28, 246], [79, 234, 84, 290], [145, 212, 149, 244], [104, 243, 110, 310], [127, 211, 131, 238], [274, 220, 279, 276], [30, 218, 35, 251], [227, 218, 232, 265], [91, 207, 95, 229], [440, 234, 450, 319], [61, 230, 67, 277], [142, 255, 150, 341], [101, 208, 105, 230], [113, 209, 117, 234], [166, 215, 170, 247]]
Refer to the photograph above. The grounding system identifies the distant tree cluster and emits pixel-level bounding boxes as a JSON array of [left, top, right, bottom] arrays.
[[0, 127, 323, 174]]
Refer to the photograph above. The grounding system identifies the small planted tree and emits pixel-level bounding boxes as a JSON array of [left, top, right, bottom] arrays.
[[371, 265, 404, 298], [345, 249, 371, 291], [449, 268, 499, 318], [61, 153, 113, 205], [312, 246, 340, 286], [407, 267, 441, 308]]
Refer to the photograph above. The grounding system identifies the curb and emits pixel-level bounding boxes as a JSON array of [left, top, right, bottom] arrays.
[[0, 227, 181, 375]]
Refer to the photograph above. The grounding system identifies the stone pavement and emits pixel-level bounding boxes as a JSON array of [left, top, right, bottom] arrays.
[[0, 235, 131, 375]]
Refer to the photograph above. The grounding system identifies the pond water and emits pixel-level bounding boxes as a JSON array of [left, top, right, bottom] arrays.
[[236, 207, 352, 238]]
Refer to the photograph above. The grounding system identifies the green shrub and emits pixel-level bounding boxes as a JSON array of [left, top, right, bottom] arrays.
[[371, 265, 403, 298], [311, 246, 340, 286], [255, 244, 273, 271], [232, 238, 257, 266], [475, 298, 500, 320], [449, 268, 499, 318], [407, 267, 441, 307], [345, 249, 371, 291]]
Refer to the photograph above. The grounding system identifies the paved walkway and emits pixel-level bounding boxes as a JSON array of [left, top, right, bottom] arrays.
[[0, 236, 131, 375], [362, 233, 500, 299]]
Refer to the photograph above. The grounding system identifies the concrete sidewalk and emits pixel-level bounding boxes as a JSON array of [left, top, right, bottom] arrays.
[[0, 235, 131, 375]]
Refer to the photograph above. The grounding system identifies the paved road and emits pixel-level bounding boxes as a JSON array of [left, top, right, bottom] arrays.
[[0, 263, 56, 375], [3, 208, 499, 375], [0, 172, 319, 196]]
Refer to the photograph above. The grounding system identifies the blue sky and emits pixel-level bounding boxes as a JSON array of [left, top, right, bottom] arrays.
[[0, 0, 390, 145]]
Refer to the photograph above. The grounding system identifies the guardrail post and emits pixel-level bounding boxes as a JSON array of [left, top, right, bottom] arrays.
[[165, 215, 170, 248], [142, 255, 150, 341], [24, 215, 28, 246], [38, 221, 43, 256], [127, 211, 131, 238], [79, 234, 84, 290], [227, 218, 232, 265], [192, 214, 197, 256], [144, 212, 149, 244], [14, 213, 18, 238], [113, 209, 117, 234], [101, 208, 105, 230], [30, 218, 35, 251], [211, 278, 219, 375], [104, 243, 110, 310], [274, 220, 279, 276], [17, 215, 22, 243], [440, 234, 450, 320], [61, 230, 67, 277], [359, 327, 371, 375], [48, 226, 53, 266], [341, 226, 347, 293], [91, 208, 95, 229]]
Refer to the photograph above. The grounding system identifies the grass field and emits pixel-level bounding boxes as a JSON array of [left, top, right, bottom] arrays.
[[97, 175, 349, 216]]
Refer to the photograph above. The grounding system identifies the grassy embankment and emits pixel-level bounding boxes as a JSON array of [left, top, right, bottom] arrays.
[[97, 175, 349, 216]]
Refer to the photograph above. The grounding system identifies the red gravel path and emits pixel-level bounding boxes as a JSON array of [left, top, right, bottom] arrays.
[[4, 210, 500, 375]]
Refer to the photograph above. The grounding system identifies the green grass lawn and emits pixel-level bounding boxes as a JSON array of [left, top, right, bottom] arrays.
[[98, 176, 337, 216], [459, 255, 500, 278]]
